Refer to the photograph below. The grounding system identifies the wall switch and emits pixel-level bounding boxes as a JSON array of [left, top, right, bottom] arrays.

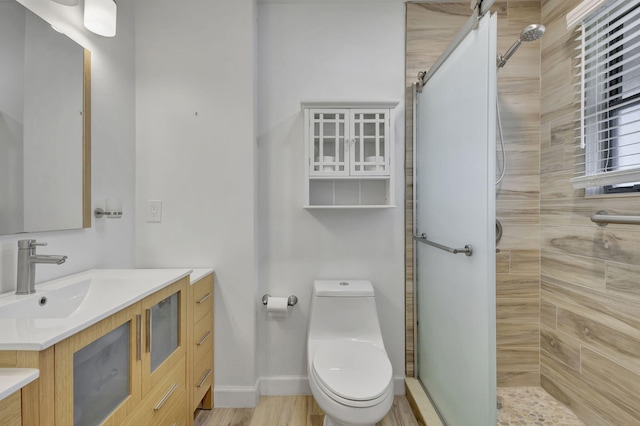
[[147, 200, 162, 223]]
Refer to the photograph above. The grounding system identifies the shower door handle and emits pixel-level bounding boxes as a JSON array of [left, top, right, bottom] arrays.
[[413, 233, 473, 256]]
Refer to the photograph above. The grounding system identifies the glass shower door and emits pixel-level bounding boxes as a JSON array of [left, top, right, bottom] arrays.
[[414, 13, 497, 426]]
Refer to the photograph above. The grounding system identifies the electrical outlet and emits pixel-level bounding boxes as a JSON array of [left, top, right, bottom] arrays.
[[147, 200, 162, 223]]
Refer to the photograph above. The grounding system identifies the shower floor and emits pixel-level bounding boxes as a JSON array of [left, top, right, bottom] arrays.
[[497, 386, 584, 425]]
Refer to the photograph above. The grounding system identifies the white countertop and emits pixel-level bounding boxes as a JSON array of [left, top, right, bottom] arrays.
[[190, 268, 214, 285], [0, 368, 39, 401], [0, 268, 192, 351]]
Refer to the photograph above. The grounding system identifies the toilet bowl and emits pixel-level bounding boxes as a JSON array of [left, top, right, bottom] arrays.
[[307, 280, 394, 426]]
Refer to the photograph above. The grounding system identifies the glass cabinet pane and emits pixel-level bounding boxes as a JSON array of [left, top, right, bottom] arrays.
[[73, 323, 130, 426], [310, 110, 347, 174], [150, 292, 179, 372], [351, 111, 388, 174]]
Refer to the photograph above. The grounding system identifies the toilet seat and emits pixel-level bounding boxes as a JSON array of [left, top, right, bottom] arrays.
[[312, 340, 392, 407]]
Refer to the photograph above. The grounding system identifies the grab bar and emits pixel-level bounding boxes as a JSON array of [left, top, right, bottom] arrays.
[[413, 233, 473, 256], [591, 210, 640, 227]]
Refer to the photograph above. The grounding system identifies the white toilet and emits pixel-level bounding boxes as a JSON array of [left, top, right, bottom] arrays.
[[307, 280, 394, 426]]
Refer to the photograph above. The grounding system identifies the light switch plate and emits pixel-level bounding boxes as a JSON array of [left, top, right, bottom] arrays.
[[147, 200, 162, 223]]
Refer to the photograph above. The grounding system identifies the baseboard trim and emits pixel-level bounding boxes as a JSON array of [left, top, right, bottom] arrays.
[[214, 380, 260, 408], [259, 375, 311, 395], [213, 375, 408, 406], [394, 375, 406, 395]]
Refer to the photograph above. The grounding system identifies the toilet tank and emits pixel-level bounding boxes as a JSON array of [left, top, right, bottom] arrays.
[[308, 280, 384, 343]]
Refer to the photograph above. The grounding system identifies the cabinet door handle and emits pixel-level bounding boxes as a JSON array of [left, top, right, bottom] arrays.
[[136, 314, 142, 361], [196, 292, 211, 304], [197, 331, 212, 346], [197, 369, 212, 388], [154, 383, 178, 411], [145, 308, 151, 353]]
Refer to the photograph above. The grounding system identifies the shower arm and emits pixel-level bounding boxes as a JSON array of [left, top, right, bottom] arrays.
[[497, 39, 522, 68]]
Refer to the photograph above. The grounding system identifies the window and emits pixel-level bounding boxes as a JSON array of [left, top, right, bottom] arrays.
[[571, 0, 640, 194]]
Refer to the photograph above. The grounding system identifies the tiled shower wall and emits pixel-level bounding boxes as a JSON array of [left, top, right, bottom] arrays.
[[405, 1, 542, 385], [540, 0, 640, 423]]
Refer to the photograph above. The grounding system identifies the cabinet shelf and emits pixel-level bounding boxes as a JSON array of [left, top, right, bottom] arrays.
[[304, 205, 396, 209], [309, 175, 391, 181]]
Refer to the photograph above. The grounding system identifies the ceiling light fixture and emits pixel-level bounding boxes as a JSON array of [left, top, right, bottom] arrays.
[[50, 0, 79, 5], [83, 0, 117, 37]]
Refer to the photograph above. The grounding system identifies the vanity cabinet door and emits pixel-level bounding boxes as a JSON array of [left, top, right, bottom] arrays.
[[54, 303, 142, 426], [0, 390, 21, 426], [140, 277, 187, 397]]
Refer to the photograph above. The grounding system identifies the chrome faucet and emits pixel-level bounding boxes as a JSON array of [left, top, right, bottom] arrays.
[[16, 239, 67, 295]]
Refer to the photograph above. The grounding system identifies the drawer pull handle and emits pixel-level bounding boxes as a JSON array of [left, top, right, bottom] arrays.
[[196, 293, 211, 304], [197, 369, 212, 388], [197, 331, 212, 346], [172, 424, 178, 426], [136, 314, 142, 361], [154, 383, 178, 411]]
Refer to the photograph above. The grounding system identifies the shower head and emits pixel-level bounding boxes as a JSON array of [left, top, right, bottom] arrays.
[[520, 24, 546, 41], [497, 24, 546, 68]]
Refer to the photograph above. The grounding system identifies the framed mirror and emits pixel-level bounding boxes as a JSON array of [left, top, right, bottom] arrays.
[[0, 0, 90, 235]]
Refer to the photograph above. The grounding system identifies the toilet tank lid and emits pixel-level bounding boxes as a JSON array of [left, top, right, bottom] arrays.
[[313, 280, 374, 297]]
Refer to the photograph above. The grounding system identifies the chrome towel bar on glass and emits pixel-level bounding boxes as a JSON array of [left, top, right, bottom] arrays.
[[413, 233, 473, 257], [591, 210, 640, 227]]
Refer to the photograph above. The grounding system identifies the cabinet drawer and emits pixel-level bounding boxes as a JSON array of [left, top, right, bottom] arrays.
[[159, 384, 188, 426], [193, 310, 213, 359], [192, 346, 213, 409], [124, 356, 186, 426], [192, 276, 213, 324], [0, 391, 21, 426]]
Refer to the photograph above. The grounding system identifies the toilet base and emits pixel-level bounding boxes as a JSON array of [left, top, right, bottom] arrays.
[[323, 415, 374, 426]]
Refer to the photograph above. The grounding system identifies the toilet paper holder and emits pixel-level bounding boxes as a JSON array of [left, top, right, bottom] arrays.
[[262, 294, 298, 307]]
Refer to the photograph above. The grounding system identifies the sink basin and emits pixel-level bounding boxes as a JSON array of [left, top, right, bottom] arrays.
[[0, 278, 92, 319], [0, 268, 193, 350]]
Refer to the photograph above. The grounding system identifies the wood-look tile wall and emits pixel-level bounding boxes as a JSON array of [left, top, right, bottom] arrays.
[[405, 1, 542, 385], [540, 0, 640, 423]]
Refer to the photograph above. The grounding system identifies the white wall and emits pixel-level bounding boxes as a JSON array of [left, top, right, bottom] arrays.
[[0, 0, 136, 294], [134, 0, 260, 408], [257, 2, 406, 394]]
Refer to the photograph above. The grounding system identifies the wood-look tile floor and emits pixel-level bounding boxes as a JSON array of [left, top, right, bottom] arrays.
[[194, 395, 419, 426]]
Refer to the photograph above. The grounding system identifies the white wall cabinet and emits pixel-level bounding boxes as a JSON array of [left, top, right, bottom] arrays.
[[303, 101, 397, 208]]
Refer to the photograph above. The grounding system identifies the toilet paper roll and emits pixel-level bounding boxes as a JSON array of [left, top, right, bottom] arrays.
[[266, 296, 289, 316]]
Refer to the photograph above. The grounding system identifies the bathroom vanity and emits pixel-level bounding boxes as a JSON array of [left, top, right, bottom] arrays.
[[0, 268, 214, 426]]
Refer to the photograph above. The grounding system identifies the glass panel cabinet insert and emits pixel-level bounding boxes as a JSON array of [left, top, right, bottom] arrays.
[[73, 323, 130, 426], [149, 292, 179, 372]]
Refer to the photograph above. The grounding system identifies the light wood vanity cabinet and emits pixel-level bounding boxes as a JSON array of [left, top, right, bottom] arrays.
[[0, 390, 22, 426], [0, 273, 210, 426], [188, 273, 214, 418], [54, 276, 188, 426]]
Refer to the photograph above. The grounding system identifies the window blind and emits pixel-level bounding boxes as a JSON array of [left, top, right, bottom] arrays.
[[570, 0, 640, 191]]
